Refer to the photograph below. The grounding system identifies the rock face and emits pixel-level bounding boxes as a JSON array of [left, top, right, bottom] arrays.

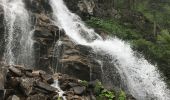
[[0, 0, 123, 90], [0, 65, 132, 100], [64, 0, 116, 19], [0, 0, 132, 99], [2, 65, 58, 100], [53, 35, 102, 81]]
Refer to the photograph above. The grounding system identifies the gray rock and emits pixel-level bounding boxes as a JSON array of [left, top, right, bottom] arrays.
[[9, 66, 22, 77], [34, 81, 57, 93], [7, 95, 20, 100], [26, 94, 47, 100], [20, 78, 35, 96], [41, 74, 54, 84], [72, 86, 86, 95]]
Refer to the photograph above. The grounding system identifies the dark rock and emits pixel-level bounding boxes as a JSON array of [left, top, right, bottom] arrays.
[[26, 94, 48, 100], [20, 78, 35, 96], [0, 89, 4, 100], [9, 66, 22, 77], [33, 87, 49, 94], [13, 65, 33, 72], [34, 81, 57, 93], [4, 89, 15, 100], [7, 77, 20, 88], [64, 0, 116, 19], [41, 74, 54, 84], [68, 82, 79, 87], [72, 86, 86, 95], [25, 71, 34, 77]]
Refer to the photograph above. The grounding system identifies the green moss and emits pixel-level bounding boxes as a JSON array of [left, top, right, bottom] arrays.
[[99, 89, 115, 100], [94, 80, 103, 95], [79, 80, 88, 87], [118, 90, 126, 100]]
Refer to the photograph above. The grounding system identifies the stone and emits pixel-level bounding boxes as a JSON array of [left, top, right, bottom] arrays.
[[20, 78, 35, 96], [34, 81, 57, 93], [7, 95, 20, 100], [0, 89, 4, 100], [72, 86, 86, 95], [9, 66, 22, 77], [41, 74, 54, 84], [4, 89, 15, 100], [13, 65, 33, 72], [7, 77, 20, 88], [32, 71, 41, 76], [68, 82, 79, 87], [25, 71, 34, 77], [26, 94, 48, 100]]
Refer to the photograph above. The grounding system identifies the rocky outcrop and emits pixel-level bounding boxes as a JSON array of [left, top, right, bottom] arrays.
[[1, 65, 57, 100], [64, 0, 116, 19], [53, 35, 102, 81], [0, 65, 134, 100]]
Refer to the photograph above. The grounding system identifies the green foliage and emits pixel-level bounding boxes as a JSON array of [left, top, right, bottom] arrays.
[[118, 90, 126, 100], [136, 0, 170, 29], [94, 80, 103, 95], [157, 30, 170, 44], [93, 80, 115, 100], [86, 8, 170, 85], [86, 17, 142, 40], [85, 0, 170, 86], [99, 89, 115, 100], [79, 80, 88, 87]]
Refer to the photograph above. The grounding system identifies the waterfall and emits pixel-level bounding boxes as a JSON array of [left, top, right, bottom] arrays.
[[49, 0, 170, 99], [1, 0, 34, 66], [51, 80, 66, 100]]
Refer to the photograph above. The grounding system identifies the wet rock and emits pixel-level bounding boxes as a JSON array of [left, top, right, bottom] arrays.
[[41, 74, 54, 84], [72, 86, 86, 95], [77, 0, 95, 15], [32, 70, 46, 77], [9, 66, 22, 77], [34, 81, 57, 93], [13, 65, 33, 72]]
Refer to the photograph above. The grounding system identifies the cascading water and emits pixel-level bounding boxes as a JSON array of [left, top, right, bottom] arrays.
[[50, 0, 170, 99], [1, 0, 34, 66], [51, 80, 66, 100]]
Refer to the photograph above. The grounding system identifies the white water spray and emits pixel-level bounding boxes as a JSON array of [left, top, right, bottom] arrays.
[[1, 0, 34, 66], [50, 0, 170, 99], [51, 80, 66, 100]]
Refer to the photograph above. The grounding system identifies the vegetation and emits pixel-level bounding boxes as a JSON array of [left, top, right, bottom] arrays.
[[86, 0, 170, 86], [118, 90, 126, 100], [93, 80, 126, 100], [79, 80, 88, 87]]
